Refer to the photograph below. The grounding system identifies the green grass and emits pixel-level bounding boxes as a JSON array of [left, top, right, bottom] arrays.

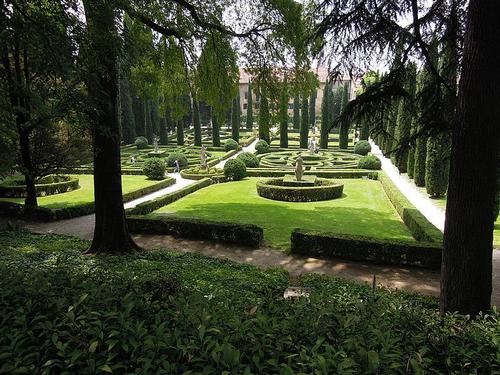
[[0, 174, 163, 210], [152, 178, 414, 249]]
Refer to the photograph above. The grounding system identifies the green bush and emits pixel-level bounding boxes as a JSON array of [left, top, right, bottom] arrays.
[[224, 159, 246, 181], [255, 139, 270, 154], [127, 215, 263, 247], [358, 155, 381, 170], [224, 138, 239, 152], [291, 229, 442, 268], [143, 158, 166, 180], [257, 178, 344, 202], [0, 175, 79, 198], [165, 152, 188, 168], [353, 140, 372, 156], [236, 152, 260, 168], [134, 136, 149, 149]]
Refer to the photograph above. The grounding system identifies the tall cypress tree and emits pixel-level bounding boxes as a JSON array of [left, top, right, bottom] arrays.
[[231, 96, 240, 142], [300, 95, 309, 148], [150, 98, 160, 137], [293, 95, 300, 130], [119, 78, 136, 144], [279, 81, 289, 148], [258, 86, 270, 143], [193, 99, 202, 146], [132, 94, 145, 137], [176, 118, 184, 145], [159, 117, 167, 145], [320, 81, 331, 148], [211, 107, 220, 147], [144, 98, 153, 143], [309, 89, 317, 127], [413, 126, 427, 186], [338, 84, 350, 149], [407, 119, 416, 179], [246, 81, 253, 129]]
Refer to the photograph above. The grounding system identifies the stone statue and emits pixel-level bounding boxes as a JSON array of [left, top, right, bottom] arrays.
[[295, 156, 304, 181], [200, 145, 208, 169], [308, 137, 316, 154], [153, 135, 160, 153]]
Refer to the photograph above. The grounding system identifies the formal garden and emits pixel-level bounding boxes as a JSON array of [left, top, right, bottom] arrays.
[[1, 0, 499, 373]]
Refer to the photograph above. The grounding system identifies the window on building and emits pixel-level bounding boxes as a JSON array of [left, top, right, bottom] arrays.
[[244, 91, 248, 99], [243, 104, 247, 109]]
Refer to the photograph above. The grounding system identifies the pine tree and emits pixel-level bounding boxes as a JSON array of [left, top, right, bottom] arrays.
[[258, 86, 270, 143], [300, 95, 309, 148], [246, 81, 253, 129], [320, 81, 331, 148], [231, 96, 240, 142], [309, 89, 317, 126], [293, 95, 300, 130], [193, 99, 202, 146], [119, 78, 136, 144], [279, 81, 289, 148]]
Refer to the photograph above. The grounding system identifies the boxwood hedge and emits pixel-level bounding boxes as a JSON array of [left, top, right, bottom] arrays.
[[0, 175, 80, 198]]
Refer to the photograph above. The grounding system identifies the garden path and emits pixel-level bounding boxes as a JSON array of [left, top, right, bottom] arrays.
[[369, 140, 446, 231], [214, 138, 259, 168]]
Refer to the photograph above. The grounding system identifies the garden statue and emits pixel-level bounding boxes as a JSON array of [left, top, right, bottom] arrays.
[[308, 137, 317, 154], [174, 159, 180, 173], [153, 135, 160, 153], [200, 145, 208, 169], [130, 156, 136, 164], [295, 156, 304, 181]]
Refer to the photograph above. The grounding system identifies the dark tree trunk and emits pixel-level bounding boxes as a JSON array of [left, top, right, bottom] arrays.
[[440, 0, 500, 315], [211, 107, 220, 147], [339, 125, 349, 149], [19, 129, 37, 207], [300, 96, 309, 148], [193, 99, 202, 146], [84, 0, 140, 254]]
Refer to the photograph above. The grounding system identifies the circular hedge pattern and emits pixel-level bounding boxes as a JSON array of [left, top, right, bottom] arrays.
[[180, 167, 224, 180], [257, 150, 361, 170], [0, 175, 79, 198], [256, 177, 344, 202]]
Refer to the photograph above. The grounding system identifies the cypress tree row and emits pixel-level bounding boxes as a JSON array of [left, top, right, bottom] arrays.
[[246, 81, 253, 129], [413, 126, 427, 186], [151, 98, 160, 137], [159, 117, 167, 145], [236, 92, 241, 129], [258, 87, 270, 143], [338, 84, 350, 149], [176, 118, 184, 145], [231, 96, 240, 142], [145, 99, 153, 143], [293, 95, 300, 130], [425, 133, 451, 196], [309, 89, 317, 127], [406, 119, 416, 179], [384, 105, 397, 156], [211, 107, 220, 147], [320, 81, 332, 148], [193, 99, 202, 146], [132, 94, 145, 137], [119, 78, 136, 144], [279, 82, 289, 148], [300, 95, 309, 148]]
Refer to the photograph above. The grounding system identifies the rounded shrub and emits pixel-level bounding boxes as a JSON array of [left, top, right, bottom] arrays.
[[224, 138, 239, 152], [354, 140, 371, 156], [165, 152, 188, 168], [358, 155, 381, 170], [255, 140, 270, 154], [236, 152, 260, 168], [224, 159, 246, 181], [143, 158, 166, 180], [134, 136, 149, 149]]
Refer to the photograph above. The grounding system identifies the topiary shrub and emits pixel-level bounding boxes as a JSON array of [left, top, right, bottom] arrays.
[[134, 136, 149, 149], [236, 152, 260, 168], [224, 138, 239, 152], [255, 140, 270, 154], [358, 155, 381, 170], [224, 159, 246, 181], [353, 140, 371, 156], [165, 152, 188, 168], [143, 158, 166, 180]]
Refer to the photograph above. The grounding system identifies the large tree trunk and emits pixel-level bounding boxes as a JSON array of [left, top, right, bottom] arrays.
[[19, 129, 37, 207], [84, 0, 140, 254], [440, 0, 500, 315]]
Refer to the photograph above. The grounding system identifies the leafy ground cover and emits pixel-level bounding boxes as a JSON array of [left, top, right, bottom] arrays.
[[152, 178, 415, 249], [0, 230, 498, 373], [0, 175, 164, 210]]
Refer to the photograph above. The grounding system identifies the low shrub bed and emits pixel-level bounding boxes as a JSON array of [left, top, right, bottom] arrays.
[[126, 178, 211, 215], [246, 169, 374, 178], [257, 178, 344, 202], [0, 175, 80, 198], [127, 215, 263, 247], [180, 167, 224, 180], [0, 231, 498, 374], [291, 229, 442, 268], [379, 172, 443, 243]]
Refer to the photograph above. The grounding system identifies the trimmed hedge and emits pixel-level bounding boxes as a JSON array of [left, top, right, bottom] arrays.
[[0, 177, 175, 221], [291, 229, 442, 268], [126, 178, 211, 215], [143, 158, 166, 180], [127, 215, 263, 247], [353, 140, 371, 156], [358, 155, 381, 170], [180, 167, 224, 180], [134, 136, 149, 149], [224, 138, 239, 152], [0, 175, 79, 198], [378, 172, 443, 243], [246, 169, 374, 179], [257, 178, 344, 202], [166, 152, 188, 168], [255, 140, 270, 154], [236, 152, 260, 168]]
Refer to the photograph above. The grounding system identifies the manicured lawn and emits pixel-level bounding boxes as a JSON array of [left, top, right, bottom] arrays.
[[0, 175, 163, 210], [152, 178, 414, 249]]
